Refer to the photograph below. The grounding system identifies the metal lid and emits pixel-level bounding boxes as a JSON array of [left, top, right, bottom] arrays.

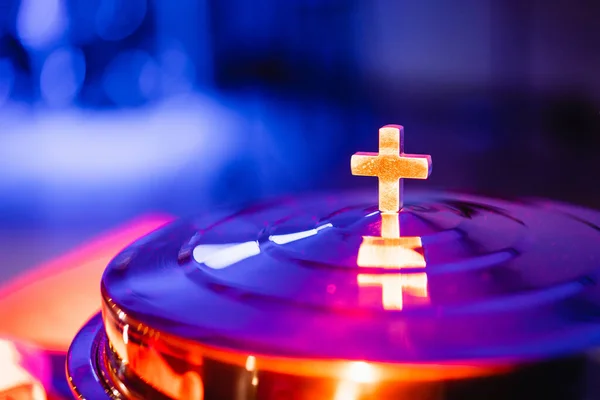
[[102, 189, 600, 365]]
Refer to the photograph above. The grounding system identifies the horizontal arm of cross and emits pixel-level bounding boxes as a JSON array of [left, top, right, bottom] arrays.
[[351, 153, 432, 180]]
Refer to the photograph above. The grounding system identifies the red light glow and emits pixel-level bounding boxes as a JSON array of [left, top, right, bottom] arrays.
[[0, 214, 174, 352]]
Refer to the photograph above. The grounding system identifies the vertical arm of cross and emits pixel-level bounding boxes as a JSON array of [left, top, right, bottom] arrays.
[[378, 125, 402, 155], [378, 125, 402, 212]]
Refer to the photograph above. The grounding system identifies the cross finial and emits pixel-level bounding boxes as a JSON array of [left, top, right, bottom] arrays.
[[351, 125, 432, 212]]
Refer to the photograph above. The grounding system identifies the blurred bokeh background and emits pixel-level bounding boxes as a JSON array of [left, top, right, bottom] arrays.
[[0, 0, 599, 281]]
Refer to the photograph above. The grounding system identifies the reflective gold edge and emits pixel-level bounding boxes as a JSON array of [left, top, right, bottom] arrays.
[[101, 291, 514, 388], [104, 341, 175, 400]]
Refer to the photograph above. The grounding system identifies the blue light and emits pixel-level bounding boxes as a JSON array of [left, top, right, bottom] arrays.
[[0, 59, 15, 106], [102, 50, 158, 106], [16, 0, 67, 48], [40, 48, 86, 106], [159, 42, 195, 95], [95, 0, 147, 42]]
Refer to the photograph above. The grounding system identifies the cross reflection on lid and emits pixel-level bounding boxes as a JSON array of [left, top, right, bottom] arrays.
[[351, 125, 432, 310]]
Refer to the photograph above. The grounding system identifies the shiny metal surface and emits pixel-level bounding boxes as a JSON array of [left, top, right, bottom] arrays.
[[67, 190, 600, 399], [102, 190, 600, 361], [66, 314, 115, 400], [69, 313, 453, 399]]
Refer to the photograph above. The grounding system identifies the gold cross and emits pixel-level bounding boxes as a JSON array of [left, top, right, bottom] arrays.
[[351, 125, 432, 212]]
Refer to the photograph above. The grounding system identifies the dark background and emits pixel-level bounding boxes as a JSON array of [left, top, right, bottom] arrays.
[[0, 0, 598, 278]]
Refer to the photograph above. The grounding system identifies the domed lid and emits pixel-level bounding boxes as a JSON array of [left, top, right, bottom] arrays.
[[101, 125, 600, 368], [102, 190, 600, 364]]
